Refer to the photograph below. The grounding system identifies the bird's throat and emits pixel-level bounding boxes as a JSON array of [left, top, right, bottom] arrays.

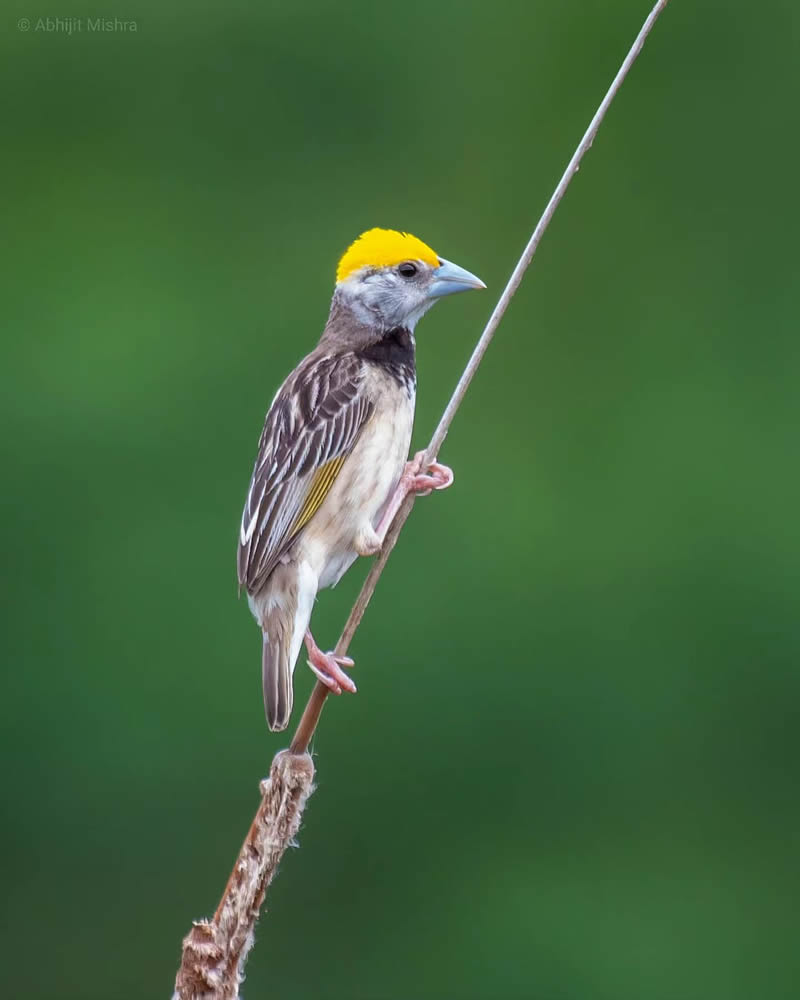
[[358, 327, 416, 394]]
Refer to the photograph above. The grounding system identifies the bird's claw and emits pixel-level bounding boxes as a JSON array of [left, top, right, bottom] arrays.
[[405, 451, 454, 497], [304, 631, 357, 695]]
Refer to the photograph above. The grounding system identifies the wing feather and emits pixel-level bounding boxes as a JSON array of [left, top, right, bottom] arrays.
[[292, 455, 346, 534], [237, 352, 373, 594]]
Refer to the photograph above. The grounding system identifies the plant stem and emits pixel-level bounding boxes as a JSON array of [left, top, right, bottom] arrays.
[[290, 0, 672, 756], [174, 3, 673, 994]]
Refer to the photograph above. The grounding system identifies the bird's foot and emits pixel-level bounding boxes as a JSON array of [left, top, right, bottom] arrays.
[[304, 629, 357, 695], [362, 452, 454, 556], [403, 450, 454, 497]]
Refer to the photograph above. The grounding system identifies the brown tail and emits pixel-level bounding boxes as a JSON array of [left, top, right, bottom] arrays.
[[262, 631, 293, 732]]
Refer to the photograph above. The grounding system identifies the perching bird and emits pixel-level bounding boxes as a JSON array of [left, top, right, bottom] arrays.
[[237, 228, 485, 730]]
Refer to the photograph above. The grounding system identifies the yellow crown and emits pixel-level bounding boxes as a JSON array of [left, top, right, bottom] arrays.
[[336, 228, 439, 283]]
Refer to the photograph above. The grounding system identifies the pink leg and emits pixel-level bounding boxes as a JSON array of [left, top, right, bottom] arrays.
[[373, 451, 454, 545], [304, 629, 357, 695]]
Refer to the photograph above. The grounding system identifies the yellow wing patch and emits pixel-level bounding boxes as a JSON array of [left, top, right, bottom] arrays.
[[290, 456, 347, 535], [336, 228, 439, 283]]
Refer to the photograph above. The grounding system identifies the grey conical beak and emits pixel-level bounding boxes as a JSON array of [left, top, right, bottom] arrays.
[[427, 257, 487, 299]]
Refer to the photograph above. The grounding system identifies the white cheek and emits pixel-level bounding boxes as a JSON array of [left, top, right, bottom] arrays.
[[403, 298, 436, 331], [364, 277, 427, 328], [338, 269, 434, 329]]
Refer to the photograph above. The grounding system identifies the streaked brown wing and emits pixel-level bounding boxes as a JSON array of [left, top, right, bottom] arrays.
[[237, 351, 373, 595]]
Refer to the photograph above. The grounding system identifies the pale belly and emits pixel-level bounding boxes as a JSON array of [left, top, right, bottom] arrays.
[[295, 394, 414, 589]]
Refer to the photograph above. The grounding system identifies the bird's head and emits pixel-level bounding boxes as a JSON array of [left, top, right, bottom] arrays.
[[332, 228, 485, 332]]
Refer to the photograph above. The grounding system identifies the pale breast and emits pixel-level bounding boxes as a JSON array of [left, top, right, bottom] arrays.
[[298, 371, 415, 588]]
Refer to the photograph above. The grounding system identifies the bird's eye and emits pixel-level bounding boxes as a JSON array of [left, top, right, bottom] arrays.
[[397, 262, 418, 278]]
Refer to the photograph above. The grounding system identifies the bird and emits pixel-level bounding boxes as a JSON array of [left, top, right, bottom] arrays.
[[237, 228, 485, 731]]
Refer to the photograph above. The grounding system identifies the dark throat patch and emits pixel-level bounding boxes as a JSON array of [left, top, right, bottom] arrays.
[[358, 327, 416, 394]]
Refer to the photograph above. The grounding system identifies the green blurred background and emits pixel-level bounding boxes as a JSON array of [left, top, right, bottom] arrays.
[[3, 1, 798, 997]]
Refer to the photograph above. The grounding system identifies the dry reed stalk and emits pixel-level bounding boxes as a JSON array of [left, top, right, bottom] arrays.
[[173, 3, 672, 995]]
